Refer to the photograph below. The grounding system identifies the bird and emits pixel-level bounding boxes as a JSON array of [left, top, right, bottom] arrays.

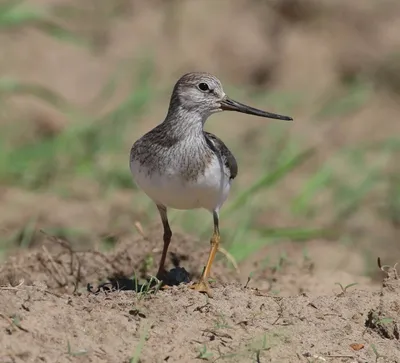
[[130, 72, 293, 297]]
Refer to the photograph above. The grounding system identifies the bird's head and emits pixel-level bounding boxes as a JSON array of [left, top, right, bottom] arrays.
[[168, 72, 293, 122]]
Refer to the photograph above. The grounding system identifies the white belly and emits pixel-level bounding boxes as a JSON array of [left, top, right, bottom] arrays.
[[130, 157, 231, 212]]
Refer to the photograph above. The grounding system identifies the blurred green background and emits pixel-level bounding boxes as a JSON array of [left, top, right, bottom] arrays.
[[0, 0, 399, 280]]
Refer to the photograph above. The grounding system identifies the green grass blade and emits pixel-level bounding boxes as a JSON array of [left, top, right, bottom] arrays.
[[225, 148, 315, 215], [291, 166, 333, 215], [257, 227, 336, 241], [90, 69, 122, 109], [33, 20, 89, 47], [0, 78, 72, 111], [314, 80, 372, 119], [0, 2, 87, 47], [130, 322, 150, 363], [0, 1, 45, 27], [333, 172, 381, 223]]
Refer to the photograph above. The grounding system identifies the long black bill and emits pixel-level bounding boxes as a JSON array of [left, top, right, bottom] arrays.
[[220, 96, 293, 121]]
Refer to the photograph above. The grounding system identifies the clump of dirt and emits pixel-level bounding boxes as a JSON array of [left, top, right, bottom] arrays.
[[1, 231, 400, 363], [0, 227, 237, 294], [365, 264, 400, 342]]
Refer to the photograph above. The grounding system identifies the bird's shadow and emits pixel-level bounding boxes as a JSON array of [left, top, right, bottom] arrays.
[[87, 252, 192, 295]]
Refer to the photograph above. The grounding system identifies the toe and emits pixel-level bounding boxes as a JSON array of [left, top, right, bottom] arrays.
[[189, 281, 213, 298]]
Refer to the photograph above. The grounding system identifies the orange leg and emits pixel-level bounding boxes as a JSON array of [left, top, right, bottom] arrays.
[[190, 211, 220, 298]]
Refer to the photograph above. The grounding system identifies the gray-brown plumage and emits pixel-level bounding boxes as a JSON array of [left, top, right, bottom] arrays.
[[204, 131, 238, 180], [130, 72, 293, 297]]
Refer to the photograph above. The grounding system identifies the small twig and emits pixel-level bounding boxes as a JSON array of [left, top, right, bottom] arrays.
[[377, 257, 399, 279], [325, 355, 354, 358], [218, 246, 240, 274], [0, 285, 63, 298], [40, 230, 86, 291], [83, 250, 122, 275], [201, 328, 233, 340], [0, 287, 21, 291], [134, 221, 150, 241], [13, 280, 25, 288], [270, 298, 284, 325], [73, 257, 82, 294], [0, 313, 15, 327], [0, 313, 29, 332], [40, 229, 75, 277], [42, 245, 68, 286], [41, 289, 63, 298]]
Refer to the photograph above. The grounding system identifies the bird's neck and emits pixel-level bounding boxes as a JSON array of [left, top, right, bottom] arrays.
[[163, 105, 207, 139]]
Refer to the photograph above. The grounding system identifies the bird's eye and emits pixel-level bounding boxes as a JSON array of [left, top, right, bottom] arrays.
[[198, 82, 209, 92]]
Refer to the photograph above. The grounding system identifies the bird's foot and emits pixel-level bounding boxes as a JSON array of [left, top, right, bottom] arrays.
[[189, 279, 213, 298]]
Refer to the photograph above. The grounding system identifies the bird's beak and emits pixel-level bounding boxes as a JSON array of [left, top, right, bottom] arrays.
[[220, 96, 293, 121]]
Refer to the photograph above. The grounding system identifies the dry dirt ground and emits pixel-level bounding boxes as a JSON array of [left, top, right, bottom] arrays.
[[1, 1, 400, 362], [1, 229, 399, 363]]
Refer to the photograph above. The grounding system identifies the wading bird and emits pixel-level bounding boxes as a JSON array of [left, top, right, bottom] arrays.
[[130, 72, 293, 297]]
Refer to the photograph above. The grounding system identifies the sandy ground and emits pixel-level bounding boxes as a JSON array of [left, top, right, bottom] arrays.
[[1, 1, 400, 362], [1, 229, 399, 363]]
